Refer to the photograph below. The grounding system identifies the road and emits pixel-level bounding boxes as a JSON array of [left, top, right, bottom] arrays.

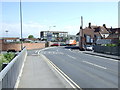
[[35, 47, 119, 88]]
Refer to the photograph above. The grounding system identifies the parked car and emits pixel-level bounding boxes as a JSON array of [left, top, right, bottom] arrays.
[[60, 43, 66, 46], [85, 45, 93, 51], [51, 43, 59, 46]]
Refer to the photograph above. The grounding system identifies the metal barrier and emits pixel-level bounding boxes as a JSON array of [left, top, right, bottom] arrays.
[[94, 45, 120, 56], [0, 48, 27, 89]]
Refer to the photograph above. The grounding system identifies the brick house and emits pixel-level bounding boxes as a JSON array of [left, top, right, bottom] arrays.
[[79, 23, 110, 48], [105, 28, 120, 44]]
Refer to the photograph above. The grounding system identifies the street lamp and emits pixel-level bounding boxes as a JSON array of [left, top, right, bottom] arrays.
[[20, 0, 23, 50], [5, 30, 8, 37], [46, 26, 56, 47], [48, 26, 56, 31]]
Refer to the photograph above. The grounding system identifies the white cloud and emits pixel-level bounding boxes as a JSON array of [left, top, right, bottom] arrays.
[[1, 22, 80, 38], [2, 22, 47, 38], [63, 25, 79, 35]]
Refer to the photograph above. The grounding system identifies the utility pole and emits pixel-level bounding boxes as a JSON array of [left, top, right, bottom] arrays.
[[79, 16, 83, 50], [20, 0, 23, 50]]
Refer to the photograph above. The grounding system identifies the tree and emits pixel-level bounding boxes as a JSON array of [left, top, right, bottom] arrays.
[[28, 35, 34, 39]]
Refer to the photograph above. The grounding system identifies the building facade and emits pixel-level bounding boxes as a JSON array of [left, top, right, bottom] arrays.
[[79, 23, 110, 49], [40, 31, 68, 42]]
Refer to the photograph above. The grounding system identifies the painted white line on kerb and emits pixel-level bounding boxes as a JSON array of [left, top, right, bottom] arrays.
[[83, 61, 107, 70]]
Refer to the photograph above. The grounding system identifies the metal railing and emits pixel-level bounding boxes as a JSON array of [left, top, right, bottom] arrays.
[[0, 48, 27, 89], [94, 45, 120, 56]]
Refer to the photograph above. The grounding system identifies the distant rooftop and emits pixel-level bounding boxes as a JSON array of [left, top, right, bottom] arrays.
[[1, 37, 20, 40]]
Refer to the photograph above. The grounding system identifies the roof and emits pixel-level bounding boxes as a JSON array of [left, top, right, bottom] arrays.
[[2, 37, 20, 40], [110, 28, 120, 34], [106, 33, 119, 39]]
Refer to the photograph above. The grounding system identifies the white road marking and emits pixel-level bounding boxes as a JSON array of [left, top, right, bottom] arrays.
[[35, 50, 38, 53], [82, 61, 107, 70], [67, 55, 76, 59]]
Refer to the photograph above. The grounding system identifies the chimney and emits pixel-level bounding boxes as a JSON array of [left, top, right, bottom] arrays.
[[103, 24, 106, 28], [88, 22, 91, 28]]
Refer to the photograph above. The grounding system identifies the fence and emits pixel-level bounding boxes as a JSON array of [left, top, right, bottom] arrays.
[[0, 48, 27, 89], [94, 45, 120, 56]]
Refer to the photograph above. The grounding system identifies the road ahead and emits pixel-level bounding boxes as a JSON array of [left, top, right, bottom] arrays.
[[38, 47, 119, 88]]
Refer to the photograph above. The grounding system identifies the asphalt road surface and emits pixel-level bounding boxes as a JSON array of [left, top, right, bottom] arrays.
[[35, 47, 119, 88]]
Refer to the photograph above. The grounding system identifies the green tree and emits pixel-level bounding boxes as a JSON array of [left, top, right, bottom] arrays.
[[28, 35, 34, 39]]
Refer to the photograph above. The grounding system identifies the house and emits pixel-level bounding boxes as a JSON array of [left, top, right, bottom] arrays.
[[104, 28, 120, 44], [79, 23, 110, 49], [107, 28, 120, 39]]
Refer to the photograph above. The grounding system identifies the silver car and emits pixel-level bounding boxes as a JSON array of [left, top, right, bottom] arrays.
[[85, 45, 93, 51]]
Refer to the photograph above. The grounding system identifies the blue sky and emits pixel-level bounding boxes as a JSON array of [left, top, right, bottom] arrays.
[[1, 2, 118, 38]]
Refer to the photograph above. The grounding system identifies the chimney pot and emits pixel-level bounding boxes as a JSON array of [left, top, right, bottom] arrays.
[[89, 22, 91, 28], [103, 24, 106, 28]]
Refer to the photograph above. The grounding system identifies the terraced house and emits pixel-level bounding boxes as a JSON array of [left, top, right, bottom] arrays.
[[79, 23, 110, 48]]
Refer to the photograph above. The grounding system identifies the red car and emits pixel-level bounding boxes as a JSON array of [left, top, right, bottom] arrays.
[[50, 43, 59, 46]]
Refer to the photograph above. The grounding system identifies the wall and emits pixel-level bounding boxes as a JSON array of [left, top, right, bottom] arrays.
[[94, 45, 120, 56], [0, 48, 27, 89], [2, 42, 45, 51], [0, 40, 3, 52]]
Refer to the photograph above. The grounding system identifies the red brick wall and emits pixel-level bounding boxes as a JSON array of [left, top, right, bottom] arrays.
[[23, 43, 45, 50], [0, 40, 3, 52], [2, 43, 45, 51]]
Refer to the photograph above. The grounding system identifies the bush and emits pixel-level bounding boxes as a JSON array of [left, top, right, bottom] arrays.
[[106, 44, 117, 47], [0, 53, 15, 70], [3, 52, 15, 62]]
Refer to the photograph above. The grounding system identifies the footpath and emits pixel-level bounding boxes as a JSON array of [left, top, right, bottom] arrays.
[[17, 51, 71, 88]]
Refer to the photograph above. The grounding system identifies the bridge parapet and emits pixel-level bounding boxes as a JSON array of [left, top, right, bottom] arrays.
[[0, 48, 27, 89]]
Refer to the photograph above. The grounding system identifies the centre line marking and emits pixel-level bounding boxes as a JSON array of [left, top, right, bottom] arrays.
[[82, 61, 107, 69]]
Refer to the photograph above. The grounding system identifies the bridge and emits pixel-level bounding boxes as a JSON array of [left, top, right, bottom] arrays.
[[0, 48, 74, 89]]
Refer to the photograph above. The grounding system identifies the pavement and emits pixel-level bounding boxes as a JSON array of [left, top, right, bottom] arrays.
[[18, 49, 72, 88], [83, 51, 120, 60]]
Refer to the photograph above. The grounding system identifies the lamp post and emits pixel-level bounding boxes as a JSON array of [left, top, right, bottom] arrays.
[[20, 0, 23, 50], [5, 30, 8, 37], [48, 26, 56, 31], [47, 26, 56, 41]]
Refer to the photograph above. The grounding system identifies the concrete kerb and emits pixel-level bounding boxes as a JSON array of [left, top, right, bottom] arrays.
[[39, 47, 82, 90]]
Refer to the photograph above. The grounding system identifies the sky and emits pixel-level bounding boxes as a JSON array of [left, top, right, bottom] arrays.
[[1, 1, 118, 38]]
